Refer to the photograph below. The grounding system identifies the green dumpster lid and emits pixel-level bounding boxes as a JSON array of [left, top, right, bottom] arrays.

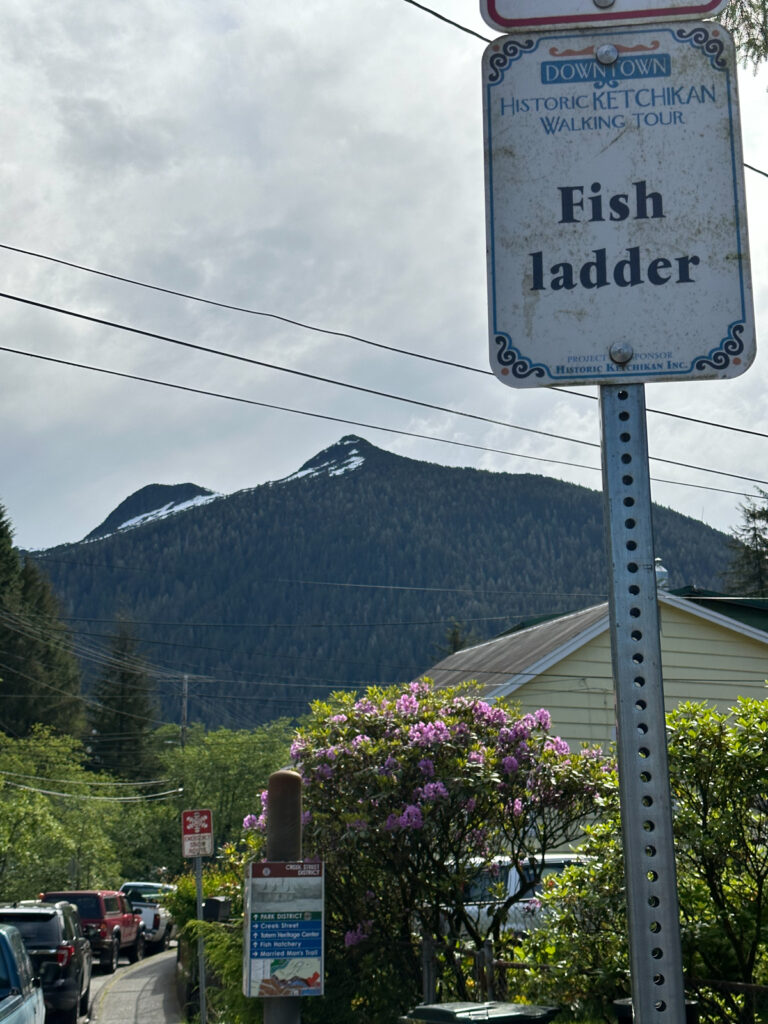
[[406, 1003, 560, 1022]]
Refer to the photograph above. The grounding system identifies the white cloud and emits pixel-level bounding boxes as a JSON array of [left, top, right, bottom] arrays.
[[0, 0, 765, 549]]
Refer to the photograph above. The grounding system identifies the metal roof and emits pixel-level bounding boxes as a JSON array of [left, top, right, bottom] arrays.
[[423, 603, 609, 696]]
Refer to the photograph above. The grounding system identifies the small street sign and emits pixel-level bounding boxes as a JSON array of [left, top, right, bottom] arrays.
[[480, 0, 729, 33], [243, 861, 324, 999], [182, 808, 214, 858], [483, 21, 754, 387]]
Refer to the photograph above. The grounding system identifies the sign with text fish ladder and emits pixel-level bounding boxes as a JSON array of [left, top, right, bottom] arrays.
[[482, 21, 754, 387]]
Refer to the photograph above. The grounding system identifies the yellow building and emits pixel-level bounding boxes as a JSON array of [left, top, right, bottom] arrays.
[[425, 590, 768, 752]]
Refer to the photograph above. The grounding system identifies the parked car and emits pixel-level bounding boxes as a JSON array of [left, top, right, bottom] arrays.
[[0, 924, 45, 1024], [0, 903, 91, 1024], [119, 884, 175, 953], [118, 882, 176, 900], [458, 852, 583, 937], [40, 892, 144, 973]]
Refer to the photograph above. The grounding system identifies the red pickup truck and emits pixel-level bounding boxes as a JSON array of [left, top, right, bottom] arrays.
[[41, 891, 145, 973]]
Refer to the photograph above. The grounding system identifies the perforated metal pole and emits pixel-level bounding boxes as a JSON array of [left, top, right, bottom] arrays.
[[195, 856, 207, 1024], [600, 383, 686, 1024]]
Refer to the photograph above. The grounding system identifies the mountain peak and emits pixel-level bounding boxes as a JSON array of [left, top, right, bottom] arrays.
[[84, 482, 219, 541], [279, 435, 374, 484]]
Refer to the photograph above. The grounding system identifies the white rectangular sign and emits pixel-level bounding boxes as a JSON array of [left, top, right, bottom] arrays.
[[481, 0, 729, 33], [483, 22, 754, 387], [243, 861, 324, 999]]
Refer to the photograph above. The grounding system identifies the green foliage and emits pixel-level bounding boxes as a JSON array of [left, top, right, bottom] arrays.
[[289, 682, 613, 1023], [88, 620, 160, 780], [723, 489, 768, 596], [0, 504, 84, 737], [173, 683, 612, 1024], [0, 726, 123, 898], [169, 722, 293, 847], [516, 699, 768, 1024], [722, 0, 768, 66]]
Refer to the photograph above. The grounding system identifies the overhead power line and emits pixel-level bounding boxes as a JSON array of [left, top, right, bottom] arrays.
[[2, 780, 183, 802], [2, 241, 767, 442], [0, 769, 170, 788], [0, 291, 764, 490], [1, 344, 756, 501]]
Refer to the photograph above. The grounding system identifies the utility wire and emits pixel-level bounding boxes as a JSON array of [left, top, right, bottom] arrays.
[[0, 769, 170, 788], [400, 0, 492, 40], [0, 331, 761, 495], [2, 241, 767, 442], [2, 780, 183, 802]]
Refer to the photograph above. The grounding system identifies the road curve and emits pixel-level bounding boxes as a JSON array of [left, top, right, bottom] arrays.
[[91, 949, 184, 1023]]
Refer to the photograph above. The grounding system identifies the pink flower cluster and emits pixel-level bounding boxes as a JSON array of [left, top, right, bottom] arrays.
[[408, 720, 451, 747], [385, 804, 424, 830], [344, 921, 373, 947]]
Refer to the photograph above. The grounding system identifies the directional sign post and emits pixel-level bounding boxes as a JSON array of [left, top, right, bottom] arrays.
[[182, 809, 214, 1024], [480, 16, 754, 1024], [244, 862, 324, 999]]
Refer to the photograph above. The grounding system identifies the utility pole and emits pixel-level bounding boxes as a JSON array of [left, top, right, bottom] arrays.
[[181, 674, 188, 749]]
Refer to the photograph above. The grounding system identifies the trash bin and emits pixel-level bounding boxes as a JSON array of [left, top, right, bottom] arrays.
[[405, 1002, 560, 1023], [613, 997, 698, 1023]]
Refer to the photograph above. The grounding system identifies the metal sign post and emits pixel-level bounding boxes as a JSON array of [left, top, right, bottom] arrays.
[[182, 809, 214, 1024], [600, 384, 685, 1021], [479, 9, 754, 1020]]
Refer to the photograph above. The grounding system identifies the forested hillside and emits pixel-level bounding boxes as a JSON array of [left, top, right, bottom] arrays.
[[30, 436, 733, 729]]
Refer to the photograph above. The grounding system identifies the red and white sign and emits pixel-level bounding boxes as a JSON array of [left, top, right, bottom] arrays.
[[480, 0, 728, 32], [182, 808, 214, 858]]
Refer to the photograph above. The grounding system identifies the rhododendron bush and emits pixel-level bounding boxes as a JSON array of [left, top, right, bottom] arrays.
[[276, 681, 614, 1023]]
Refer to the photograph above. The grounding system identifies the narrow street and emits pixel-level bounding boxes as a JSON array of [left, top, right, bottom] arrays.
[[90, 949, 184, 1024]]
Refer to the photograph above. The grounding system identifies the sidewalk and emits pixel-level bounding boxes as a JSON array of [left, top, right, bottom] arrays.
[[93, 949, 185, 1023]]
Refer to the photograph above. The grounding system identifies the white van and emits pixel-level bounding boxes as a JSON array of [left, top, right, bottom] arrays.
[[460, 852, 582, 937]]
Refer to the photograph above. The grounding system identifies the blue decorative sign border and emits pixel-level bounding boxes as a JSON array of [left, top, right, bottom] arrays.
[[484, 23, 751, 384]]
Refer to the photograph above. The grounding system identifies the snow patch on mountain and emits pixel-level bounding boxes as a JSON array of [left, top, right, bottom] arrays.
[[278, 435, 368, 484], [83, 483, 222, 542], [113, 492, 222, 534]]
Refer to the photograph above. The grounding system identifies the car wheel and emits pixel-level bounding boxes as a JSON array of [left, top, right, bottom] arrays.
[[102, 936, 119, 973], [128, 932, 146, 963], [155, 927, 171, 953], [79, 978, 91, 1016]]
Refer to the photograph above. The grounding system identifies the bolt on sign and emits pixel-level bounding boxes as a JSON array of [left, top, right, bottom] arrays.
[[480, 0, 729, 32], [182, 808, 214, 858], [482, 22, 754, 387], [243, 861, 324, 999]]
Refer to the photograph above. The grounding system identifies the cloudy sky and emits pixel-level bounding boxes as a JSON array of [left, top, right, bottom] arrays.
[[0, 0, 765, 551]]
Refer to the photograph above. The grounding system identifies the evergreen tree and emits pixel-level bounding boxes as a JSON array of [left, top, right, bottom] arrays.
[[722, 489, 768, 596], [0, 505, 84, 736], [88, 621, 160, 780], [435, 619, 478, 658], [722, 0, 768, 66]]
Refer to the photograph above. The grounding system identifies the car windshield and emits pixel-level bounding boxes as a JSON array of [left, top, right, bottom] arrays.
[[466, 864, 512, 902], [0, 913, 59, 945], [47, 894, 101, 918], [465, 860, 568, 903]]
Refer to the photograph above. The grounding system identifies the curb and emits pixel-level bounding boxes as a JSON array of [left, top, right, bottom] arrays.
[[90, 949, 178, 1022]]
